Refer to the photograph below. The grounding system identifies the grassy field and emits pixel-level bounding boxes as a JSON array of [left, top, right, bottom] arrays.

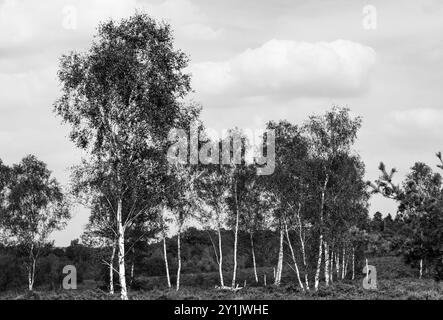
[[1, 257, 442, 300]]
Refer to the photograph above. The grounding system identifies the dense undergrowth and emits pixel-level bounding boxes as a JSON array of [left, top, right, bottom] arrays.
[[1, 256, 442, 300]]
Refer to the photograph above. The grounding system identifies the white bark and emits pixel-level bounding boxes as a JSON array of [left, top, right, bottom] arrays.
[[283, 216, 304, 290], [176, 225, 182, 291], [365, 258, 369, 279], [231, 183, 240, 288], [116, 198, 128, 300], [351, 247, 355, 280], [275, 222, 284, 286], [314, 234, 323, 290], [27, 242, 36, 291], [250, 233, 258, 283], [28, 259, 36, 291], [109, 240, 116, 294], [419, 259, 423, 279], [296, 203, 309, 290], [336, 251, 340, 278], [315, 175, 328, 291], [217, 227, 224, 287], [341, 247, 346, 279], [163, 232, 171, 288], [324, 241, 330, 286], [130, 247, 135, 285]]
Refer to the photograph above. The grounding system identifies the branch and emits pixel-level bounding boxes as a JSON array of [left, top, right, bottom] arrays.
[[101, 259, 120, 275], [206, 230, 219, 264], [437, 152, 443, 170]]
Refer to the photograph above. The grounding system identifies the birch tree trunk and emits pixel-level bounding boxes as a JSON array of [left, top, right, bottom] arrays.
[[315, 175, 328, 291], [419, 259, 423, 279], [324, 241, 330, 286], [314, 234, 323, 290], [130, 247, 135, 286], [296, 203, 309, 290], [341, 247, 346, 280], [28, 259, 36, 291], [163, 232, 171, 288], [275, 222, 284, 286], [250, 232, 258, 283], [28, 243, 35, 291], [329, 249, 334, 283], [116, 198, 128, 300], [176, 225, 182, 291], [231, 183, 240, 288], [109, 240, 116, 294], [351, 247, 355, 280], [336, 251, 340, 278], [217, 225, 224, 287], [283, 216, 304, 290]]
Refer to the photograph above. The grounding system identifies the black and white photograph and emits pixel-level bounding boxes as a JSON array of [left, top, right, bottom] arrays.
[[0, 0, 443, 308]]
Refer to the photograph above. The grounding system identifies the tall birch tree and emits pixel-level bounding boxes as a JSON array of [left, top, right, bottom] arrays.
[[3, 155, 70, 291], [55, 13, 194, 299]]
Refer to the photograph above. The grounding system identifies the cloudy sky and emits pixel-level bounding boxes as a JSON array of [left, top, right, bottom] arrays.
[[1, 0, 443, 246]]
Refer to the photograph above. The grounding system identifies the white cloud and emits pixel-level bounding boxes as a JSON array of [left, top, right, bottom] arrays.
[[189, 39, 376, 99], [0, 0, 220, 73], [0, 0, 137, 47]]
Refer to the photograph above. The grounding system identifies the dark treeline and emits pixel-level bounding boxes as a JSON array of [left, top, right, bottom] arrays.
[[0, 13, 442, 299], [0, 214, 412, 293]]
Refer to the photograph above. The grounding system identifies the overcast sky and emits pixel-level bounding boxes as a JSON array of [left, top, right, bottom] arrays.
[[1, 0, 443, 246]]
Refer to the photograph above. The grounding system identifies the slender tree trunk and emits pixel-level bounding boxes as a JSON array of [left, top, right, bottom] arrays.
[[296, 203, 309, 290], [232, 183, 240, 288], [324, 241, 330, 286], [116, 198, 128, 300], [176, 225, 182, 291], [163, 232, 171, 288], [28, 267, 33, 291], [250, 232, 258, 283], [352, 247, 355, 280], [419, 259, 423, 279], [130, 261, 135, 286], [275, 221, 284, 286], [28, 259, 36, 291], [209, 224, 225, 287], [130, 247, 135, 286], [109, 240, 116, 294], [217, 226, 224, 287], [315, 175, 328, 291], [341, 247, 346, 280], [314, 234, 323, 290], [365, 258, 369, 280], [160, 210, 171, 288], [336, 251, 340, 278], [28, 243, 35, 291], [329, 248, 334, 283], [283, 216, 304, 290], [30, 259, 36, 291]]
